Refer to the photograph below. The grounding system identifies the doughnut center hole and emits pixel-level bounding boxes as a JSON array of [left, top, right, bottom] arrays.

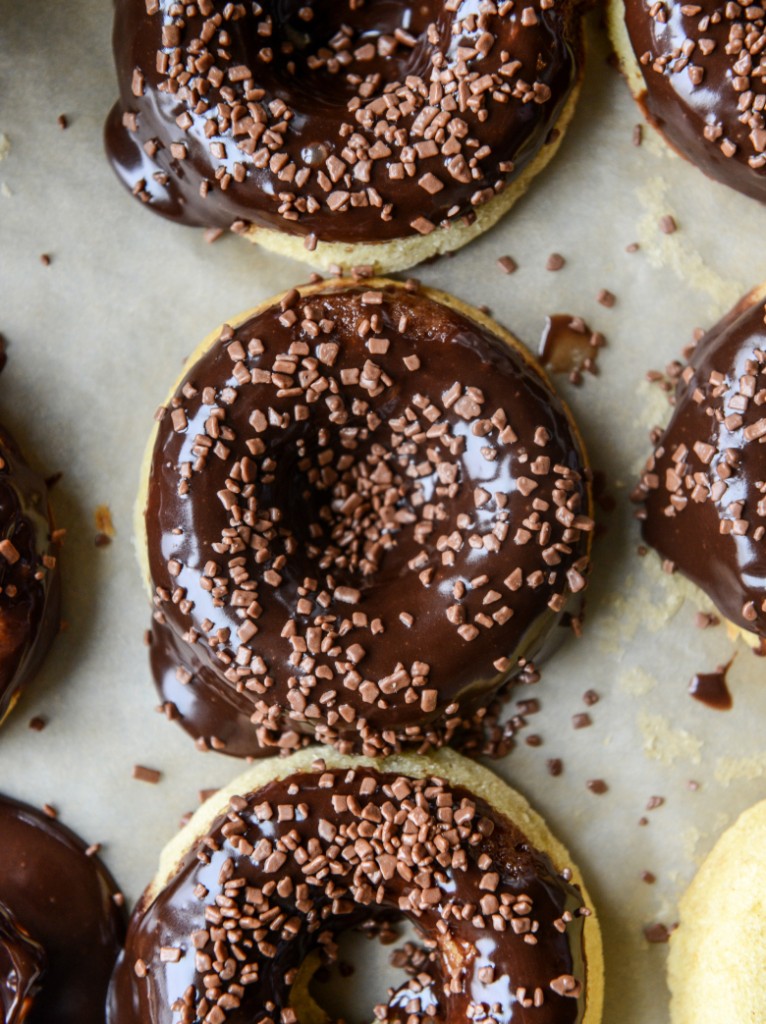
[[308, 918, 432, 1023], [276, 426, 436, 586]]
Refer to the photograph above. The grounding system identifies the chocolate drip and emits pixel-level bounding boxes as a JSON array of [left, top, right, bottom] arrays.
[[623, 0, 766, 201], [105, 0, 583, 243], [145, 283, 591, 757], [0, 902, 45, 1024], [0, 796, 124, 1024], [639, 292, 766, 637], [0, 427, 60, 726], [107, 768, 588, 1024], [688, 664, 733, 710]]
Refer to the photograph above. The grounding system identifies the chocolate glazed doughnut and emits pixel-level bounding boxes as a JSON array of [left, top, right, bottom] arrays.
[[138, 279, 593, 757], [0, 794, 125, 1024], [609, 0, 766, 201], [0, 426, 60, 728], [105, 0, 586, 273], [636, 284, 766, 648], [107, 747, 604, 1024]]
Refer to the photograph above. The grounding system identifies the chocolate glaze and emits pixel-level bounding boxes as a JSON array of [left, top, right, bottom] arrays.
[[145, 282, 592, 757], [0, 427, 60, 726], [538, 315, 600, 379], [107, 767, 588, 1024], [0, 795, 124, 1024], [623, 0, 766, 201], [105, 0, 584, 244], [639, 291, 766, 637], [688, 663, 732, 709], [0, 902, 45, 1024]]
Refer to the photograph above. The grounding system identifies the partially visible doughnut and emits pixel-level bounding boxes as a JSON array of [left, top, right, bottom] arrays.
[[0, 426, 60, 728], [107, 746, 604, 1024], [0, 794, 125, 1024], [636, 283, 766, 649], [137, 278, 593, 757], [668, 798, 766, 1023], [106, 1, 586, 273], [0, 901, 45, 1024], [609, 0, 766, 201]]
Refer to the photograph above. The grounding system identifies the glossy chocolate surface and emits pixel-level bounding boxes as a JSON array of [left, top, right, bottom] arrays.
[[639, 292, 766, 636], [0, 795, 124, 1024], [145, 283, 591, 757], [106, 0, 584, 243], [623, 0, 766, 201], [0, 427, 60, 726], [107, 768, 588, 1024], [0, 902, 45, 1024]]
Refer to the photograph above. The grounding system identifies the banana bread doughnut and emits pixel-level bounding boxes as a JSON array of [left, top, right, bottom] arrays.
[[0, 426, 60, 729], [636, 283, 766, 652], [609, 0, 766, 201], [137, 278, 593, 757], [668, 797, 766, 1023], [107, 747, 604, 1024], [106, 0, 587, 273], [0, 794, 124, 1024]]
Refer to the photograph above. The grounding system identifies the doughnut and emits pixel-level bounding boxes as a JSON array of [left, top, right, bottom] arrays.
[[137, 278, 593, 757], [667, 797, 766, 1023], [609, 0, 766, 201], [107, 746, 604, 1024], [0, 794, 125, 1024], [105, 1, 586, 274], [0, 903, 45, 1024], [636, 283, 766, 650], [0, 426, 60, 728]]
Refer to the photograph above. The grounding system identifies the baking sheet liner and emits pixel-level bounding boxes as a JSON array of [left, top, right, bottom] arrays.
[[2, 5, 766, 1020]]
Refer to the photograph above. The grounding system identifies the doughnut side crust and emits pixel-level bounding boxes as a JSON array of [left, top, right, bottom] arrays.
[[668, 798, 766, 1024], [124, 746, 604, 1024], [136, 278, 593, 756]]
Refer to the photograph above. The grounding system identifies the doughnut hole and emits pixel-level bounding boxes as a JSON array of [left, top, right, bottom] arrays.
[[302, 917, 435, 1024]]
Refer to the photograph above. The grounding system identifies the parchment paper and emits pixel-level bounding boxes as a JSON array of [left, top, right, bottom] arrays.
[[3, 5, 766, 1021]]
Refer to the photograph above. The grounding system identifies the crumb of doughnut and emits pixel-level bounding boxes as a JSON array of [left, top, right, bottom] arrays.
[[144, 746, 604, 1024], [668, 799, 766, 1022], [638, 711, 702, 767], [241, 81, 582, 275], [94, 504, 116, 538]]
